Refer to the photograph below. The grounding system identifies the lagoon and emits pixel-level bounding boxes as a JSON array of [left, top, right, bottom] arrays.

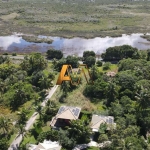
[[0, 33, 150, 56]]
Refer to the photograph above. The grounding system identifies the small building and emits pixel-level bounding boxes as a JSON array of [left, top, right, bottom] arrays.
[[50, 106, 81, 128], [90, 115, 116, 132], [28, 140, 61, 150]]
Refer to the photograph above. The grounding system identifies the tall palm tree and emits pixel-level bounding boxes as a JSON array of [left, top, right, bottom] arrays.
[[0, 117, 12, 136], [5, 57, 11, 66], [0, 79, 6, 97], [60, 81, 70, 97], [12, 88, 27, 109], [45, 100, 58, 116], [34, 105, 44, 120], [29, 55, 35, 71], [67, 120, 91, 143], [38, 75, 52, 89], [18, 124, 26, 140], [17, 108, 29, 125], [107, 81, 118, 106], [135, 86, 150, 110]]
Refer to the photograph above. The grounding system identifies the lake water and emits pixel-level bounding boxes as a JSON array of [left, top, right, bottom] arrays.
[[0, 33, 150, 56]]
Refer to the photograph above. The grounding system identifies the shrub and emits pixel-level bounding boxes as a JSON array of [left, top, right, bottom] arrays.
[[12, 53, 17, 56], [47, 49, 63, 60], [84, 56, 96, 68], [98, 134, 108, 143], [103, 62, 111, 70], [96, 60, 102, 67], [3, 53, 8, 55]]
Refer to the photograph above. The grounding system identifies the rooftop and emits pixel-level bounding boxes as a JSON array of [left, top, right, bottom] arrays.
[[91, 115, 115, 132], [50, 106, 81, 127], [28, 140, 61, 150]]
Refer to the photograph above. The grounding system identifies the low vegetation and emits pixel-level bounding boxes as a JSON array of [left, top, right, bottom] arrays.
[[0, 0, 150, 37], [22, 35, 53, 44]]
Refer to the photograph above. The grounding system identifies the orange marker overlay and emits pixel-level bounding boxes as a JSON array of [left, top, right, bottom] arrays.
[[56, 64, 93, 85]]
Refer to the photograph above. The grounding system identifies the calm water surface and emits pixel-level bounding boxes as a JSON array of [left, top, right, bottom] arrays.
[[0, 33, 150, 56]]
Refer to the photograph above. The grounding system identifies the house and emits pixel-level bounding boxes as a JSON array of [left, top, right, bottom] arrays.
[[28, 140, 61, 150], [50, 106, 81, 128], [90, 115, 116, 132]]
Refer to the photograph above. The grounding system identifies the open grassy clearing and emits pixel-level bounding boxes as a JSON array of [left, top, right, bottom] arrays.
[[98, 64, 118, 73], [51, 64, 118, 114], [0, 0, 150, 37]]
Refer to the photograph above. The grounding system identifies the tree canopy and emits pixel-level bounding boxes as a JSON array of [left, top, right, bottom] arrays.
[[101, 45, 139, 61], [47, 49, 63, 60]]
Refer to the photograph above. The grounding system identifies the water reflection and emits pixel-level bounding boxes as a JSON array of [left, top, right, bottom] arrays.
[[49, 34, 150, 56], [0, 35, 52, 53], [0, 34, 150, 56]]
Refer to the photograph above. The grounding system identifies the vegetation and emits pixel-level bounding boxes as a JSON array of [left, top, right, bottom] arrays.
[[83, 51, 96, 67], [2, 46, 150, 149], [0, 53, 55, 149], [53, 55, 79, 71], [84, 56, 96, 68], [47, 49, 63, 60], [82, 50, 150, 149], [0, 0, 150, 37], [1, 1, 150, 149], [36, 119, 91, 150], [22, 35, 53, 44], [101, 45, 139, 61], [7, 46, 150, 150], [96, 60, 102, 67]]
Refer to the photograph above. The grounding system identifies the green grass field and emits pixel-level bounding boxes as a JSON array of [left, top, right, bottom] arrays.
[[98, 64, 118, 73]]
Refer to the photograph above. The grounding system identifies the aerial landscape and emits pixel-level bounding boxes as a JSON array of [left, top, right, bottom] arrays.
[[0, 0, 150, 150]]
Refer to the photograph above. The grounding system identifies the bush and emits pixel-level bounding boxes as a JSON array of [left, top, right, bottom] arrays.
[[103, 62, 111, 70], [3, 53, 8, 55], [12, 53, 17, 56], [47, 49, 63, 60], [98, 134, 108, 143], [96, 60, 102, 67], [84, 56, 96, 68], [83, 51, 96, 60]]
